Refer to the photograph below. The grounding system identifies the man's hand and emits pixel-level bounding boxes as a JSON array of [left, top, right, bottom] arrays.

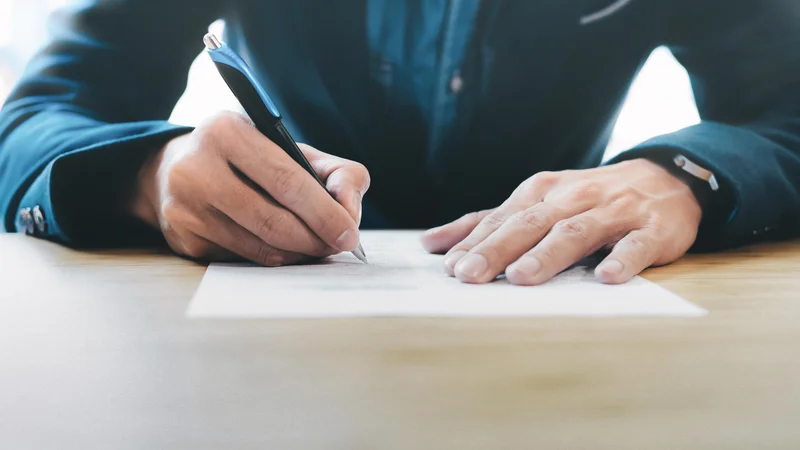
[[129, 111, 369, 266], [421, 159, 702, 285]]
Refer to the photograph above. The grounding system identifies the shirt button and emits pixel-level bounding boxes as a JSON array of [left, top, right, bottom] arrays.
[[449, 73, 464, 94], [32, 205, 47, 234]]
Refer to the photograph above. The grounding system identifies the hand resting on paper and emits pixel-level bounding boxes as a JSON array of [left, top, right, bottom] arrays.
[[420, 159, 702, 286]]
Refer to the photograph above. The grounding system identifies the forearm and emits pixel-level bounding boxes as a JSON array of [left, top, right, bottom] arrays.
[[0, 106, 193, 245], [0, 0, 219, 244]]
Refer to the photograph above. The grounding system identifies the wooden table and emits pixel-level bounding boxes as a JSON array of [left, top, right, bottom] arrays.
[[1, 233, 799, 450]]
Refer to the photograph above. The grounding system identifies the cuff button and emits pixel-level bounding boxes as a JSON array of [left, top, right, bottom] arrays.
[[17, 207, 34, 235], [32, 206, 47, 235]]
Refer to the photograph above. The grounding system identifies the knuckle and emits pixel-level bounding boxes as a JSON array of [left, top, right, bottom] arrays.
[[522, 171, 557, 192], [609, 196, 650, 227], [481, 210, 509, 230], [160, 200, 187, 225], [315, 209, 341, 237], [210, 110, 249, 130], [191, 125, 217, 149], [533, 244, 559, 265], [625, 236, 652, 254], [568, 181, 602, 202], [461, 211, 483, 224], [609, 195, 637, 214], [513, 172, 561, 200], [195, 112, 248, 150], [646, 212, 667, 229], [512, 208, 551, 232], [256, 212, 287, 243], [272, 165, 307, 202], [530, 171, 557, 186], [160, 204, 209, 237], [164, 160, 198, 195], [314, 158, 337, 179], [355, 163, 371, 191], [554, 218, 592, 241], [254, 242, 282, 267], [164, 236, 183, 255], [619, 185, 649, 203], [197, 115, 229, 140]]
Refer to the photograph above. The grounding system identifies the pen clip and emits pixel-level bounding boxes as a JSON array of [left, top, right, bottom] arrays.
[[203, 33, 282, 119]]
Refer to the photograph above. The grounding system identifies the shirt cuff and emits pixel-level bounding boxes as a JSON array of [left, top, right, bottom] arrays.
[[605, 122, 781, 251], [13, 123, 193, 247]]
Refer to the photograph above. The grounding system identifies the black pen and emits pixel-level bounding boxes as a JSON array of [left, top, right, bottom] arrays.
[[203, 33, 367, 263]]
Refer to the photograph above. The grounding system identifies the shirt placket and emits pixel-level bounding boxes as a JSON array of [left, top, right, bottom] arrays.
[[428, 0, 482, 154]]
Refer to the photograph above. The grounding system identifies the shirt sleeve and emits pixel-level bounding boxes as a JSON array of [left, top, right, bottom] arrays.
[[0, 1, 220, 246], [607, 0, 800, 251]]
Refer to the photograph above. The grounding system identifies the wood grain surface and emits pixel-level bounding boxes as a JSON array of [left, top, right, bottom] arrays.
[[1, 234, 799, 450]]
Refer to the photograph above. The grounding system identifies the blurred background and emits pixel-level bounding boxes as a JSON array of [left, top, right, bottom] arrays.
[[0, 1, 701, 160]]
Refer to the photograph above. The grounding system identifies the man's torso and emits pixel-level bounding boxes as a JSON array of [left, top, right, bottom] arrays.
[[221, 0, 668, 227]]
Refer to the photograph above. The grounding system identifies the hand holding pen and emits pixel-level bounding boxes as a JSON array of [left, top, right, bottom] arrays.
[[125, 36, 369, 266], [204, 33, 367, 263]]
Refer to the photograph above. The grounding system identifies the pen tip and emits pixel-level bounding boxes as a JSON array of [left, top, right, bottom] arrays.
[[353, 243, 368, 264]]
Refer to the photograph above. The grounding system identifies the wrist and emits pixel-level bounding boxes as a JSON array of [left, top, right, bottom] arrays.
[[632, 155, 711, 211], [127, 144, 164, 229]]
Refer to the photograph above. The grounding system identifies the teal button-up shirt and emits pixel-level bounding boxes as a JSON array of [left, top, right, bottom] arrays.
[[1, 0, 800, 250]]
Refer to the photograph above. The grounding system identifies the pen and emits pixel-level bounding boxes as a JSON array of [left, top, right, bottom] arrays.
[[203, 33, 368, 264]]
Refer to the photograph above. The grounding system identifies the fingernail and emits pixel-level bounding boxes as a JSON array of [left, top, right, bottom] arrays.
[[455, 253, 488, 280], [336, 229, 358, 251], [598, 259, 624, 277], [507, 257, 541, 283], [444, 250, 467, 273]]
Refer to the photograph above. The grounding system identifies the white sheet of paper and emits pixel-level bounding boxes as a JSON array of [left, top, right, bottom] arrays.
[[187, 231, 707, 318]]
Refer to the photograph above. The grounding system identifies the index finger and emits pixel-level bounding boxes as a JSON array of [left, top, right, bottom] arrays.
[[419, 210, 493, 254], [228, 126, 360, 252]]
